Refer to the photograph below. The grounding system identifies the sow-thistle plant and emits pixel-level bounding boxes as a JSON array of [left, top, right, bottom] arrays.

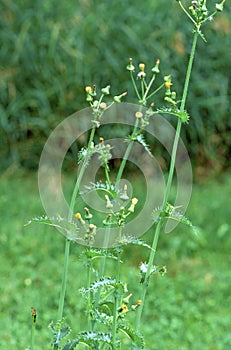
[[27, 1, 226, 349]]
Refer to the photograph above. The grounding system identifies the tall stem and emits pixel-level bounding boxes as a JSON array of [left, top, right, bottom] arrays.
[[115, 118, 139, 187], [56, 125, 97, 323], [135, 28, 199, 331]]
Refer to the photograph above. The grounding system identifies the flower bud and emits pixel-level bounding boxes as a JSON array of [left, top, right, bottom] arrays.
[[139, 63, 145, 71], [128, 197, 138, 212], [123, 293, 132, 304], [152, 58, 160, 74], [105, 195, 113, 209], [120, 184, 129, 201], [75, 212, 85, 225], [216, 0, 225, 12], [101, 85, 110, 95], [135, 111, 143, 119], [126, 57, 135, 72], [114, 92, 127, 103], [85, 86, 92, 94], [84, 207, 93, 220], [99, 102, 107, 110]]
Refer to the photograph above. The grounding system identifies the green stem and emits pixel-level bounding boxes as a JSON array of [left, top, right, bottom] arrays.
[[112, 292, 119, 349], [30, 316, 35, 350], [57, 239, 70, 321], [131, 71, 141, 100], [135, 28, 199, 331], [115, 118, 139, 188], [112, 248, 122, 349], [86, 251, 92, 331], [56, 124, 97, 324]]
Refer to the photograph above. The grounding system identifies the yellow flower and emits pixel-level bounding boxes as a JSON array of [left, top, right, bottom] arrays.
[[75, 212, 82, 219], [85, 86, 92, 94], [118, 304, 128, 313], [135, 111, 143, 119], [165, 81, 172, 89], [139, 63, 145, 71]]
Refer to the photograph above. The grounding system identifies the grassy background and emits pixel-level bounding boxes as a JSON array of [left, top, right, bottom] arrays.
[[0, 0, 230, 170], [1, 0, 231, 348], [0, 170, 231, 349]]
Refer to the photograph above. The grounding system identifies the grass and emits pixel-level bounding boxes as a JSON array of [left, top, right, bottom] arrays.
[[0, 169, 231, 349]]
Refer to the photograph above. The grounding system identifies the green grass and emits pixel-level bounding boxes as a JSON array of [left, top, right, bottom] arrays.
[[0, 170, 231, 349], [1, 0, 230, 169]]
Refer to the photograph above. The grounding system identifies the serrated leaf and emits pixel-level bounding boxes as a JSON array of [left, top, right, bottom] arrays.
[[62, 332, 113, 350], [25, 215, 79, 241], [164, 204, 193, 227], [156, 107, 190, 123], [117, 236, 153, 251], [81, 181, 118, 198], [127, 133, 153, 157], [83, 249, 121, 262], [118, 324, 144, 349], [80, 277, 124, 295]]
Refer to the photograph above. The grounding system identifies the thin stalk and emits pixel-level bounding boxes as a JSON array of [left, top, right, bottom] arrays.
[[135, 28, 200, 331], [112, 292, 119, 349], [112, 248, 122, 349], [104, 163, 111, 187], [57, 239, 70, 322], [56, 123, 97, 323], [116, 71, 161, 188], [30, 313, 36, 350], [130, 71, 141, 100], [86, 252, 92, 331], [115, 118, 139, 187]]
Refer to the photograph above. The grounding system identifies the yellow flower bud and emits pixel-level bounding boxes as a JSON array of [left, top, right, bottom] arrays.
[[165, 81, 172, 89], [139, 63, 145, 71], [85, 86, 92, 94], [132, 198, 138, 205], [99, 102, 107, 110], [135, 111, 143, 119]]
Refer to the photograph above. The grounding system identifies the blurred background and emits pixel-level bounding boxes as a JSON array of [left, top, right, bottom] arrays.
[[0, 0, 231, 349], [0, 0, 230, 173]]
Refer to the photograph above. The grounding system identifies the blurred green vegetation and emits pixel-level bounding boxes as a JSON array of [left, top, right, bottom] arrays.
[[0, 0, 230, 171], [0, 170, 231, 349]]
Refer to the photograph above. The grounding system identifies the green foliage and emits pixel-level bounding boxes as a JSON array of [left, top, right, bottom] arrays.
[[0, 172, 231, 348], [0, 0, 230, 169]]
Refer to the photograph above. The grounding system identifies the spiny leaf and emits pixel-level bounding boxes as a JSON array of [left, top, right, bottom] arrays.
[[117, 236, 153, 250], [91, 309, 112, 326], [62, 332, 113, 350], [49, 321, 71, 348], [83, 249, 122, 262], [118, 323, 144, 349], [25, 215, 79, 240], [80, 277, 123, 295], [156, 107, 190, 123], [81, 181, 118, 197], [127, 133, 153, 157]]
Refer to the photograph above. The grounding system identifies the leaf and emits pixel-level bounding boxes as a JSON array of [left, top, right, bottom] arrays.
[[83, 249, 121, 262], [25, 215, 80, 241], [117, 236, 153, 251], [91, 309, 112, 326], [62, 332, 113, 349], [127, 133, 153, 157], [49, 321, 71, 348], [156, 107, 190, 123], [163, 203, 193, 228], [81, 181, 118, 198], [118, 323, 144, 349], [80, 277, 124, 295]]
